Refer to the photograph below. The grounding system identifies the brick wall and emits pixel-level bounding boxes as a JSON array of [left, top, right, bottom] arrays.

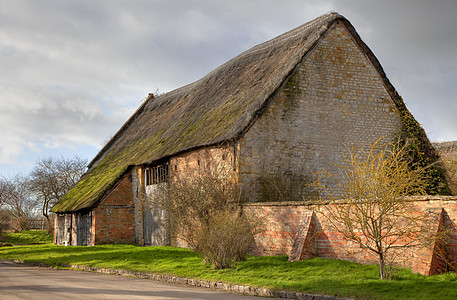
[[169, 144, 236, 181], [243, 197, 457, 275], [92, 174, 135, 245], [239, 20, 402, 201]]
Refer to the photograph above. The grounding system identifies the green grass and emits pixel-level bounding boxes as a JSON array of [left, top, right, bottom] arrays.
[[1, 244, 457, 299], [1, 230, 53, 245]]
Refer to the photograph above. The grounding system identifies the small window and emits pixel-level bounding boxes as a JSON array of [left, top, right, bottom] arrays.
[[145, 163, 169, 185], [145, 169, 152, 185]]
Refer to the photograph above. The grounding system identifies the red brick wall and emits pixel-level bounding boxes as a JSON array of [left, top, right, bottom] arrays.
[[92, 175, 135, 245], [243, 197, 457, 275], [246, 203, 313, 256], [409, 198, 457, 274]]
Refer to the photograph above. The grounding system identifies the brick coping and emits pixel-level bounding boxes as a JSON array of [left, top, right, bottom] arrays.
[[1, 259, 351, 300], [242, 196, 457, 207]]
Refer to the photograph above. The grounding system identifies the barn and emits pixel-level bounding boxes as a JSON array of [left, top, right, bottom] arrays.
[[52, 11, 448, 269]]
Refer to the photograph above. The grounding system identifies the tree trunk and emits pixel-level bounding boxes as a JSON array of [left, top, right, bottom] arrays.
[[44, 214, 53, 234], [379, 253, 386, 280]]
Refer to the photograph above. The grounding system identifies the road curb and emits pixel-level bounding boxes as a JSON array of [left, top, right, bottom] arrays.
[[1, 259, 352, 300]]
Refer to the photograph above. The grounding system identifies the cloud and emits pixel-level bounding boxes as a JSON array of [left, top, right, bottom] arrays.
[[0, 83, 135, 165]]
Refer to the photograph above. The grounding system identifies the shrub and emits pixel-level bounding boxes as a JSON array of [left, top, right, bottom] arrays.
[[0, 209, 11, 233], [11, 217, 30, 232], [199, 210, 256, 269], [154, 175, 260, 269]]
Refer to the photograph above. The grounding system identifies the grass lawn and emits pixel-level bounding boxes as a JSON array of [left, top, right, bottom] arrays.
[[1, 241, 457, 300], [1, 230, 53, 245]]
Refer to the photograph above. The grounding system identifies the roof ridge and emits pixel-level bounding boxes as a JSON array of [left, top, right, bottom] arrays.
[[243, 12, 342, 56], [182, 12, 343, 97]]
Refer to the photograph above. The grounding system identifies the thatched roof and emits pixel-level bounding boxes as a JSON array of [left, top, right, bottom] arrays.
[[52, 12, 424, 213], [433, 141, 457, 156]]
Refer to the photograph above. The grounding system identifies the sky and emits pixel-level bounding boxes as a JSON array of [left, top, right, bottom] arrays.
[[1, 0, 456, 177]]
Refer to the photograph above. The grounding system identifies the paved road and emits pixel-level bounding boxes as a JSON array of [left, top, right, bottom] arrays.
[[0, 262, 280, 299]]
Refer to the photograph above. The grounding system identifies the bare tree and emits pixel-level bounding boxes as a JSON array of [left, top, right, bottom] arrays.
[[315, 139, 446, 279], [0, 175, 37, 231], [0, 178, 9, 234], [29, 156, 87, 232], [0, 178, 5, 210]]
